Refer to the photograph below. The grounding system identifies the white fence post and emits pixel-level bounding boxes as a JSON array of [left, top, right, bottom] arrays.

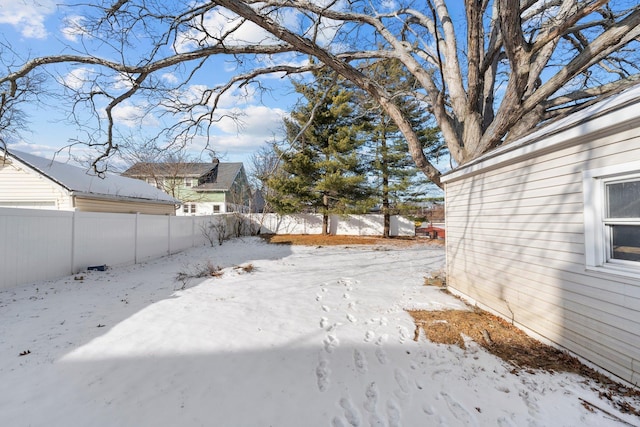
[[134, 212, 139, 264], [71, 211, 76, 274]]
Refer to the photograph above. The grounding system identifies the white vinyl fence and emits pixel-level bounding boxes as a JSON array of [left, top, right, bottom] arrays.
[[254, 213, 415, 236], [0, 208, 237, 290], [0, 209, 414, 290]]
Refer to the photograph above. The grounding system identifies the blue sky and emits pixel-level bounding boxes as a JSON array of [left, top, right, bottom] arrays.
[[0, 0, 295, 169]]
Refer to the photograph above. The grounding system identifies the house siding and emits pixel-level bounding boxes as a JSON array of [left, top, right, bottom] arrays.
[[444, 119, 640, 386], [0, 159, 73, 209], [74, 197, 176, 215]]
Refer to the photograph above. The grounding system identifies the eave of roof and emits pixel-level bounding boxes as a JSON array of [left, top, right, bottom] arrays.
[[441, 84, 640, 184]]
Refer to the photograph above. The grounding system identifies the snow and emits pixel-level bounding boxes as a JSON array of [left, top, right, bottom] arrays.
[[0, 237, 637, 427]]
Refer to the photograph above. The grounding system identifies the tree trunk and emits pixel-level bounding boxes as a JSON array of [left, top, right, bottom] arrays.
[[381, 133, 390, 238], [322, 194, 329, 235]]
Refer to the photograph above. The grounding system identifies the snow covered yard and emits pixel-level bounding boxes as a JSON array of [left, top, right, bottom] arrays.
[[0, 237, 638, 427]]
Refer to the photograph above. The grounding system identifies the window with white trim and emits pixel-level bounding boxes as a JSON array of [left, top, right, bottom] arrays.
[[583, 161, 640, 277], [604, 178, 640, 262], [183, 203, 197, 215]]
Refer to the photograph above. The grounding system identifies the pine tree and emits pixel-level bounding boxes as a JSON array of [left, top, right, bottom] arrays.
[[267, 69, 372, 234], [358, 59, 444, 237]]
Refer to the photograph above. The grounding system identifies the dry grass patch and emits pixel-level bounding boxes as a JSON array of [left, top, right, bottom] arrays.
[[409, 308, 640, 417]]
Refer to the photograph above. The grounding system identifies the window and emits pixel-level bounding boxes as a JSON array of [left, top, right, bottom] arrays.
[[213, 205, 221, 213], [183, 203, 197, 215], [583, 161, 640, 277], [184, 177, 192, 187], [604, 179, 640, 262]]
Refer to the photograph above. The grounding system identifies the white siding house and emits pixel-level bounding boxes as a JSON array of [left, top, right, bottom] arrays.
[[0, 150, 179, 215], [442, 86, 640, 386]]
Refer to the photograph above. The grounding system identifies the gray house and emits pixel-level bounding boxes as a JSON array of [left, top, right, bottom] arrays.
[[442, 85, 640, 386]]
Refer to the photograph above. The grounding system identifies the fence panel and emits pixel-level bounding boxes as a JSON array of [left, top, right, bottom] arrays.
[[0, 208, 73, 290], [136, 214, 170, 262], [170, 216, 196, 252], [254, 213, 414, 236], [72, 212, 137, 272]]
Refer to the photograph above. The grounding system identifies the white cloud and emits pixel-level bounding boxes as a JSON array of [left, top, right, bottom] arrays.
[[111, 102, 159, 128], [61, 15, 87, 42], [213, 105, 285, 136], [183, 104, 286, 162], [0, 0, 56, 39], [58, 67, 95, 90], [161, 73, 180, 85]]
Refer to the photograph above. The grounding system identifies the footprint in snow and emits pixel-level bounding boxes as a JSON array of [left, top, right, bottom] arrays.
[[323, 335, 340, 353], [441, 392, 478, 427], [320, 317, 329, 329], [343, 292, 350, 299], [322, 305, 331, 312], [331, 417, 347, 427], [316, 294, 323, 302], [339, 397, 362, 427], [364, 330, 375, 343], [375, 347, 388, 365], [346, 313, 357, 323], [316, 359, 331, 392], [348, 301, 357, 310], [368, 414, 385, 427], [497, 417, 517, 427], [398, 326, 411, 343], [393, 368, 411, 401], [364, 382, 379, 412], [353, 349, 367, 374], [386, 399, 402, 427]]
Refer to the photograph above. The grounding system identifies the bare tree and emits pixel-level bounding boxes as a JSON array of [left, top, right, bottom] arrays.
[[1, 1, 639, 187]]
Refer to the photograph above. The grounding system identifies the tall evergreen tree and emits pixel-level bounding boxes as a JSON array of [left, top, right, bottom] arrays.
[[358, 59, 444, 237], [267, 70, 371, 234]]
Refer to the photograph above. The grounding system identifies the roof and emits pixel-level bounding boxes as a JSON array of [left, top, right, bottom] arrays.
[[3, 150, 179, 204], [442, 84, 640, 183], [194, 163, 244, 191], [123, 161, 245, 191], [123, 162, 216, 177]]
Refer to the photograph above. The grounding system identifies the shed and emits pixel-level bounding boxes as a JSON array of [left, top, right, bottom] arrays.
[[0, 150, 179, 215], [442, 85, 640, 386]]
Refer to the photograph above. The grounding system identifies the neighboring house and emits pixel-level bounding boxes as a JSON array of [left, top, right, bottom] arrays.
[[442, 85, 640, 386], [123, 159, 253, 215], [0, 150, 179, 215]]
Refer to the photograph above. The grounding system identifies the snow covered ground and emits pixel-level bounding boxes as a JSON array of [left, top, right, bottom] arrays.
[[0, 237, 638, 427]]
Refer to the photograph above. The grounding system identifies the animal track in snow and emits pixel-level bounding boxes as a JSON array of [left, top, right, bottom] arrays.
[[348, 301, 357, 310], [323, 334, 340, 353], [346, 313, 357, 323], [343, 293, 350, 299], [316, 294, 323, 301], [364, 330, 376, 342], [353, 349, 368, 374], [322, 305, 331, 312], [375, 334, 388, 346], [316, 359, 330, 392]]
